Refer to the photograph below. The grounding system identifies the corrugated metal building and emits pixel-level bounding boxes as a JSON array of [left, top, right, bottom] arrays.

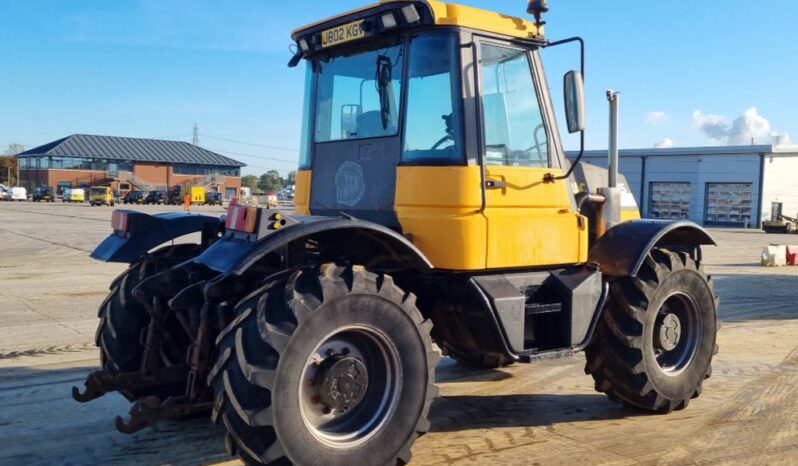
[[16, 134, 245, 199], [569, 144, 798, 227]]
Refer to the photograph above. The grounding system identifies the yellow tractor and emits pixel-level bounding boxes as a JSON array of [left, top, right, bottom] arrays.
[[74, 2, 719, 465]]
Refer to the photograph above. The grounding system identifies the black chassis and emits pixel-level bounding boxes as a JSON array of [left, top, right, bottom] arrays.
[[81, 210, 715, 430], [191, 213, 715, 364]]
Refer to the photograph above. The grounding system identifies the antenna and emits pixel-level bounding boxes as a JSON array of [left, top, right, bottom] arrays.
[[192, 123, 200, 145]]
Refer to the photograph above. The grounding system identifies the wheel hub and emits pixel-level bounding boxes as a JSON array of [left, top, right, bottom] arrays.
[[314, 355, 369, 411], [656, 313, 681, 352]]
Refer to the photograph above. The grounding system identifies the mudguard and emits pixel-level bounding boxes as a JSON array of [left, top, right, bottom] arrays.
[[194, 215, 432, 275], [91, 211, 222, 263], [588, 219, 715, 277]]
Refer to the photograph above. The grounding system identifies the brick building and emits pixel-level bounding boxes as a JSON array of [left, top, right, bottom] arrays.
[[16, 134, 244, 199]]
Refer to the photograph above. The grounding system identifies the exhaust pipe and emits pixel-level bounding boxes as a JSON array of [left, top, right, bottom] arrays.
[[597, 90, 622, 237]]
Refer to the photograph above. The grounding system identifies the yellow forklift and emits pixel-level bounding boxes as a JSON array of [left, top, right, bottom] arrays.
[[75, 2, 719, 465]]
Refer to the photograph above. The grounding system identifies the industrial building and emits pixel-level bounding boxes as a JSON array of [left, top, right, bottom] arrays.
[[16, 134, 244, 199], [569, 144, 798, 227]]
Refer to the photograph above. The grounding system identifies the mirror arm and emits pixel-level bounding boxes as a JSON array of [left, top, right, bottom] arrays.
[[543, 36, 585, 183]]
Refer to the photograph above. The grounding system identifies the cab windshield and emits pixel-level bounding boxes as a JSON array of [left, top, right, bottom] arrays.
[[91, 188, 107, 195], [313, 42, 404, 143]]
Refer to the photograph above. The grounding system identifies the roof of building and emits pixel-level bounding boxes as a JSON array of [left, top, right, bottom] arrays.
[[568, 144, 798, 158], [16, 134, 245, 167]]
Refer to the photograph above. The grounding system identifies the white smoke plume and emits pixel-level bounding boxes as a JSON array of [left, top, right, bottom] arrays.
[[654, 138, 673, 148], [692, 107, 791, 145]]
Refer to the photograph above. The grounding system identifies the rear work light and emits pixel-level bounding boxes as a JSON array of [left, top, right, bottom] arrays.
[[226, 203, 260, 233], [112, 210, 131, 232]]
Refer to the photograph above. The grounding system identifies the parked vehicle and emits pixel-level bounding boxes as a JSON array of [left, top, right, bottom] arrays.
[[205, 192, 223, 206], [190, 186, 205, 205], [90, 186, 115, 206], [166, 188, 184, 205], [145, 191, 166, 205], [32, 186, 55, 202], [123, 191, 145, 205], [8, 187, 27, 202], [264, 192, 278, 208], [62, 188, 85, 203], [0, 187, 9, 201]]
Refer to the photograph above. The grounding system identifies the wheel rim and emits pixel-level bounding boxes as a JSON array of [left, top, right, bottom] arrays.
[[653, 292, 700, 375], [298, 324, 402, 449]]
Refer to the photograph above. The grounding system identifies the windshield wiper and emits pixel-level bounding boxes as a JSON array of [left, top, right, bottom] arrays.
[[376, 55, 394, 130]]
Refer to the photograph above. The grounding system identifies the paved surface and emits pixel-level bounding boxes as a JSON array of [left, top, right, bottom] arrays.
[[1, 202, 797, 466]]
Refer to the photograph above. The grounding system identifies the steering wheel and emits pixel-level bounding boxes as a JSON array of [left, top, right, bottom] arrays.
[[430, 113, 455, 150]]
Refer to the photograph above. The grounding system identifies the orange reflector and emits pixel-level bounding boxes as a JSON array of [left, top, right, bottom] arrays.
[[226, 204, 260, 233], [243, 207, 259, 233], [112, 210, 129, 232]]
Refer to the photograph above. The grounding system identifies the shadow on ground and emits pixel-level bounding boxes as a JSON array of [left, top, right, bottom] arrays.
[[0, 365, 229, 466]]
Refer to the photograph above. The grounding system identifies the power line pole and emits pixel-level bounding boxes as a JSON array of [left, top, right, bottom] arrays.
[[192, 123, 200, 146]]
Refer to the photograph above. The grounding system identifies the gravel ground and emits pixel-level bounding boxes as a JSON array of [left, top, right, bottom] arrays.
[[1, 201, 797, 466]]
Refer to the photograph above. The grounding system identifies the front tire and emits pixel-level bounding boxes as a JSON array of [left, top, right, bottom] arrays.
[[585, 249, 719, 413], [210, 264, 438, 466]]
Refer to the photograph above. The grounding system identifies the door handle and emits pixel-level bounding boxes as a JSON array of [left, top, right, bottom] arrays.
[[486, 179, 506, 189]]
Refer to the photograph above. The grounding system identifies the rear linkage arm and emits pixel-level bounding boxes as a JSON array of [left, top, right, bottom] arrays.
[[114, 272, 252, 433]]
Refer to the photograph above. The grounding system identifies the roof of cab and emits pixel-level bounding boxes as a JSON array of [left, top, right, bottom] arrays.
[[292, 0, 543, 41]]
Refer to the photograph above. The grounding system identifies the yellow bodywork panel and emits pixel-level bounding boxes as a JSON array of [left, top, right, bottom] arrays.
[[395, 166, 487, 270], [294, 169, 312, 215], [621, 207, 641, 222], [426, 1, 543, 40], [293, 1, 543, 42], [484, 166, 587, 268], [395, 166, 587, 270]]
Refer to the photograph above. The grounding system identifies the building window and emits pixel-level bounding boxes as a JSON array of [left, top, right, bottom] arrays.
[[173, 164, 240, 176], [648, 182, 691, 219], [704, 182, 753, 226]]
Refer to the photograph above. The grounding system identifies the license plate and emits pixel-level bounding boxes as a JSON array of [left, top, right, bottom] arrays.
[[321, 20, 366, 48]]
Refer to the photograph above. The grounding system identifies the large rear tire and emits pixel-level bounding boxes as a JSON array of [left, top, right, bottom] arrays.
[[585, 249, 719, 413], [209, 264, 438, 466], [95, 243, 201, 401]]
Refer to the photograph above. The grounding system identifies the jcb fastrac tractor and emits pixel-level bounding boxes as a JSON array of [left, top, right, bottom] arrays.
[[74, 1, 719, 465]]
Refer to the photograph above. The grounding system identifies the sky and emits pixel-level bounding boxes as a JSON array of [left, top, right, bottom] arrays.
[[2, 0, 797, 176]]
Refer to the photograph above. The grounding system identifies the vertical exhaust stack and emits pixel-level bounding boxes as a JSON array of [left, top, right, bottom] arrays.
[[597, 90, 622, 237]]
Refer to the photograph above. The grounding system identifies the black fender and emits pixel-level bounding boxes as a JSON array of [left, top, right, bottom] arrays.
[[588, 219, 716, 277], [91, 211, 223, 263], [194, 215, 432, 275]]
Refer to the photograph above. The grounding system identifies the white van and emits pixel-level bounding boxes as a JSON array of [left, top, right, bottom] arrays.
[[9, 187, 27, 201]]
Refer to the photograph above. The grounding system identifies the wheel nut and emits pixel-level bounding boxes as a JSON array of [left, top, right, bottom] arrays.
[[342, 347, 350, 355], [326, 349, 335, 356], [322, 407, 331, 415]]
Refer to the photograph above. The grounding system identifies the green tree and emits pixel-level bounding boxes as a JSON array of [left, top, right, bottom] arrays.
[[0, 144, 22, 185], [258, 170, 283, 192], [241, 174, 259, 190], [285, 170, 297, 186]]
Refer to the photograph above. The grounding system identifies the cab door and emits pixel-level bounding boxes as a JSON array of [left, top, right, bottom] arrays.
[[477, 40, 585, 269]]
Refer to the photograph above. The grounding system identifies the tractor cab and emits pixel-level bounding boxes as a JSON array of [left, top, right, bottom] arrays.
[[292, 0, 583, 270]]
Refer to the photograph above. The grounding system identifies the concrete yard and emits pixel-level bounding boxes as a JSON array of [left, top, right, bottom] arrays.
[[1, 201, 797, 466]]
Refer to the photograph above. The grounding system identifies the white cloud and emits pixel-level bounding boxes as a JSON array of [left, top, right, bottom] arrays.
[[654, 138, 673, 148], [646, 111, 670, 124], [692, 107, 791, 145]]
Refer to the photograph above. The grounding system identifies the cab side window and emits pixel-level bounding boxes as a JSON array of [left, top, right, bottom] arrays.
[[479, 43, 548, 167], [401, 32, 464, 164]]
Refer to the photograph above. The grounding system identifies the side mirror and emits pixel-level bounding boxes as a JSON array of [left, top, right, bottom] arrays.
[[563, 70, 586, 133]]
